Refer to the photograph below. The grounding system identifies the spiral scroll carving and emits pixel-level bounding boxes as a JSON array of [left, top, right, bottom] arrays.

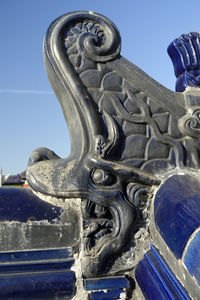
[[62, 12, 121, 62], [179, 109, 200, 137]]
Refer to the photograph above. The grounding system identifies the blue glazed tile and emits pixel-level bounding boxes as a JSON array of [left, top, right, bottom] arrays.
[[0, 188, 62, 222], [167, 33, 200, 92], [84, 276, 129, 291], [89, 289, 124, 300], [135, 244, 191, 300], [135, 257, 167, 300], [0, 271, 76, 299], [184, 229, 200, 285], [0, 259, 74, 274], [149, 245, 190, 299], [0, 248, 73, 263], [154, 174, 200, 258], [0, 248, 76, 298]]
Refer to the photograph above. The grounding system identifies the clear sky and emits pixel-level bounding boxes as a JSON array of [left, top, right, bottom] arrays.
[[1, 0, 200, 174]]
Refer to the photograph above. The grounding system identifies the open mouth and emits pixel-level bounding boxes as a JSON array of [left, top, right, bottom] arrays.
[[82, 200, 117, 252]]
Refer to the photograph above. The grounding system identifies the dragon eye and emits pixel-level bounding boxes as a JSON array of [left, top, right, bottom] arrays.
[[91, 169, 115, 185]]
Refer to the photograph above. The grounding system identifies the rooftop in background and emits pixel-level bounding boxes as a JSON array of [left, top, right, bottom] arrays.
[[0, 170, 28, 188]]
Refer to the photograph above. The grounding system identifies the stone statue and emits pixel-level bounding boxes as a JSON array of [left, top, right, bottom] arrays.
[[1, 11, 200, 299]]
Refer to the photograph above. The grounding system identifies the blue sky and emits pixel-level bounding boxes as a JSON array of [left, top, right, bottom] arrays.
[[1, 0, 200, 174]]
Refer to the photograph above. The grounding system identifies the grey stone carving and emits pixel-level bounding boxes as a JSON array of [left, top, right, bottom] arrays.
[[26, 11, 200, 279]]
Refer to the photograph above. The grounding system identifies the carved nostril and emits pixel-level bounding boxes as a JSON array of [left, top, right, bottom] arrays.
[[28, 152, 48, 166], [28, 147, 60, 167], [28, 152, 42, 167], [31, 152, 41, 163]]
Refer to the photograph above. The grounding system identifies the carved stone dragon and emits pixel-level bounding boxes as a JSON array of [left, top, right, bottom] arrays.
[[26, 11, 200, 278]]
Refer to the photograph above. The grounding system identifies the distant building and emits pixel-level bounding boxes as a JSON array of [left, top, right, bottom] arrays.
[[1, 170, 27, 187]]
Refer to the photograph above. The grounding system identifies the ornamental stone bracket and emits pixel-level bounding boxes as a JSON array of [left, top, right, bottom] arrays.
[[3, 11, 200, 299]]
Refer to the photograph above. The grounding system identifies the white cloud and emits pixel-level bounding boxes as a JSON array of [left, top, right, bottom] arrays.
[[0, 89, 53, 95]]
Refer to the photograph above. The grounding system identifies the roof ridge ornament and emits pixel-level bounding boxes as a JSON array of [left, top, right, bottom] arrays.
[[23, 11, 200, 298], [168, 32, 200, 92]]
